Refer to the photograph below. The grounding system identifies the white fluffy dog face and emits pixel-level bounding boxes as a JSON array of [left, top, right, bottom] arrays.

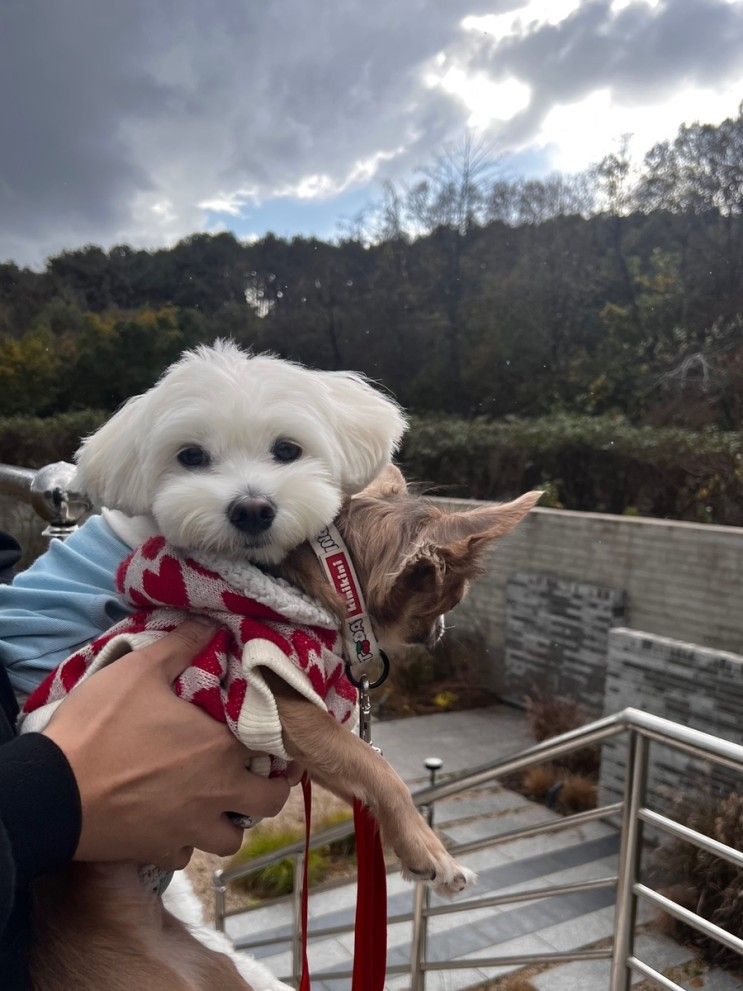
[[74, 342, 407, 565]]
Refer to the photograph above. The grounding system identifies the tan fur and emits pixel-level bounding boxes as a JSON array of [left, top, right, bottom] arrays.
[[30, 469, 541, 989], [31, 864, 250, 991]]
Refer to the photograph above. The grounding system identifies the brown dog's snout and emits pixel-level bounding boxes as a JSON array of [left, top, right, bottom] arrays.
[[227, 497, 276, 535]]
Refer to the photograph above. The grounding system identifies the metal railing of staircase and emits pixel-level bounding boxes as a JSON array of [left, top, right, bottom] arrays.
[[213, 709, 743, 991], [5, 461, 743, 990]]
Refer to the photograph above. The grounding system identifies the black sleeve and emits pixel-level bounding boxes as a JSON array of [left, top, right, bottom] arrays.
[[0, 531, 82, 987], [0, 733, 82, 933]]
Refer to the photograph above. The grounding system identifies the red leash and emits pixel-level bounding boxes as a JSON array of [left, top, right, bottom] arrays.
[[299, 775, 312, 991], [351, 799, 388, 991], [299, 776, 388, 990]]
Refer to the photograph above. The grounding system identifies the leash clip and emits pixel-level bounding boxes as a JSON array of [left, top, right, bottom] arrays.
[[358, 674, 383, 756]]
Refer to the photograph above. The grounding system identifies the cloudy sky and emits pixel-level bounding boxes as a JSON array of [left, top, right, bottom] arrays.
[[2, 0, 743, 267]]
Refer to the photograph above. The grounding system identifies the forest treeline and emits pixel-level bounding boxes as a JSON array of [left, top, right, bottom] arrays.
[[1, 108, 742, 522]]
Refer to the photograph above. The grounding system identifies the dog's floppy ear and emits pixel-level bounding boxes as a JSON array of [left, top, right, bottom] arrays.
[[356, 463, 408, 500], [320, 372, 407, 494], [73, 394, 152, 512]]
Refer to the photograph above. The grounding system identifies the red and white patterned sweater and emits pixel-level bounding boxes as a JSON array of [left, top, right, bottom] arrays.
[[21, 536, 358, 776]]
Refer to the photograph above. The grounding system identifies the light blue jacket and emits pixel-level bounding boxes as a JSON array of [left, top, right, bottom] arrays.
[[0, 516, 134, 694]]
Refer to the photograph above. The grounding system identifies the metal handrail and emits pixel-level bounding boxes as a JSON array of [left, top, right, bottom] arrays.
[[215, 711, 626, 891], [0, 461, 91, 536], [216, 708, 743, 990], [216, 707, 743, 890]]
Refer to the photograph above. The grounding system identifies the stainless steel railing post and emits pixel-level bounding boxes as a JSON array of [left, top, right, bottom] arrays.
[[410, 881, 427, 991], [292, 854, 304, 987], [409, 757, 443, 990], [213, 869, 227, 933], [609, 731, 648, 991]]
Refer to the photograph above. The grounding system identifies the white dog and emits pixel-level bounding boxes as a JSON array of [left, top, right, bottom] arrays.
[[74, 340, 407, 563], [4, 341, 406, 991]]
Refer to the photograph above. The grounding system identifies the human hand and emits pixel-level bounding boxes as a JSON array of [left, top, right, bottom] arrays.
[[43, 619, 292, 869]]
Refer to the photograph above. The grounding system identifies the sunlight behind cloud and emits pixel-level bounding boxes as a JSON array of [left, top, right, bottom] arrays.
[[274, 147, 403, 202], [463, 0, 581, 41], [610, 0, 661, 12], [424, 64, 531, 130], [538, 81, 743, 173]]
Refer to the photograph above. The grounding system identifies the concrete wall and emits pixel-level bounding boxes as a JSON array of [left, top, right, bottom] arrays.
[[445, 501, 743, 697], [600, 628, 743, 808], [504, 572, 626, 713]]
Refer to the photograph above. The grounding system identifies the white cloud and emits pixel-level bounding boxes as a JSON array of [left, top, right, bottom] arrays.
[[199, 189, 260, 217]]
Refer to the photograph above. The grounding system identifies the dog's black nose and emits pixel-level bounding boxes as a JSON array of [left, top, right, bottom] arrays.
[[227, 497, 276, 535]]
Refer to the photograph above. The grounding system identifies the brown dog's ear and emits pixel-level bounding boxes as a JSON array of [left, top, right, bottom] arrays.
[[423, 490, 543, 579], [356, 463, 408, 500], [385, 544, 449, 613], [430, 491, 542, 545], [380, 491, 543, 622], [391, 490, 542, 588]]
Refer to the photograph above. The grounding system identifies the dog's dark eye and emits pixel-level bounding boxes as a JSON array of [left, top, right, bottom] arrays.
[[272, 440, 302, 463], [177, 446, 211, 469]]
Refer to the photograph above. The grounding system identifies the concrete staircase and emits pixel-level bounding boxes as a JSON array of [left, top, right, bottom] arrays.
[[222, 708, 741, 991], [226, 779, 626, 990]]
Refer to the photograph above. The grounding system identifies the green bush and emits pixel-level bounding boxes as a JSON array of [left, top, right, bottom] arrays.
[[400, 413, 743, 525], [228, 810, 355, 899], [0, 410, 106, 468]]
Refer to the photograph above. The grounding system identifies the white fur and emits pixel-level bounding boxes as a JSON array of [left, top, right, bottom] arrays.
[[74, 342, 406, 565], [162, 872, 292, 991]]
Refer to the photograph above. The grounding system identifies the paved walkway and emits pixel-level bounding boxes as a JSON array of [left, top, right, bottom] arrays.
[[222, 706, 742, 991]]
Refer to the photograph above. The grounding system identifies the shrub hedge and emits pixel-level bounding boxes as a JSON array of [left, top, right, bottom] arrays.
[[1, 409, 741, 525], [0, 410, 106, 469], [400, 414, 743, 525]]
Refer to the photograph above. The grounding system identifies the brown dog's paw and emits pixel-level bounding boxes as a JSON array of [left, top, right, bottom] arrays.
[[435, 862, 477, 898], [402, 846, 477, 898]]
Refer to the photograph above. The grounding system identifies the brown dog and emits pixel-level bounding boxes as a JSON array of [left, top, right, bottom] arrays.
[[31, 467, 541, 991]]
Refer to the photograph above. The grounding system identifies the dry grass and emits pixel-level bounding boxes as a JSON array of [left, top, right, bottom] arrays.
[[519, 765, 597, 813], [521, 764, 558, 801], [480, 966, 545, 989], [525, 693, 587, 741], [558, 774, 597, 812], [487, 978, 538, 991], [375, 629, 496, 720], [487, 979, 537, 991], [505, 693, 601, 816], [525, 693, 599, 775], [649, 792, 743, 972]]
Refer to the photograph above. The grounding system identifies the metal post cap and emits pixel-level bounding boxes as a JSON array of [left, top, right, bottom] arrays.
[[424, 757, 443, 771], [29, 462, 92, 526]]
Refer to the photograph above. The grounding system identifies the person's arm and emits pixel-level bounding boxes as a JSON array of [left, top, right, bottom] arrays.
[[42, 619, 295, 868], [0, 516, 135, 695], [0, 732, 81, 931], [1, 619, 295, 943], [0, 646, 81, 938]]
